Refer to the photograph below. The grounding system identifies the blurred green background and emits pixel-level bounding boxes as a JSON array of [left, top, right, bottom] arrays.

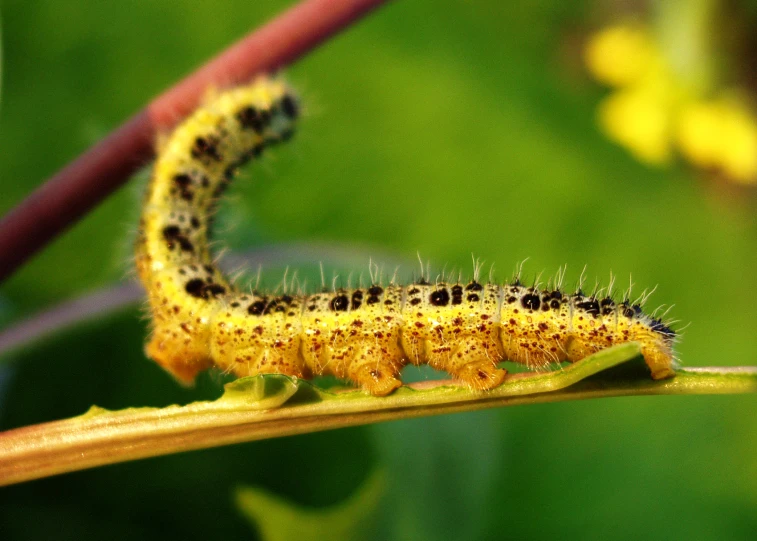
[[1, 0, 757, 539]]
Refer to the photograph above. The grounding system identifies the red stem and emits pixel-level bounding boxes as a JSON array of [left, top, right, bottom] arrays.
[[0, 0, 390, 283]]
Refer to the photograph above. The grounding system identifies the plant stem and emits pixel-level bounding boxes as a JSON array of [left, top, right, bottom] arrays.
[[0, 343, 754, 487]]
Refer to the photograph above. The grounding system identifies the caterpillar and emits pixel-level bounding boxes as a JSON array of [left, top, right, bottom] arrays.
[[135, 77, 678, 396]]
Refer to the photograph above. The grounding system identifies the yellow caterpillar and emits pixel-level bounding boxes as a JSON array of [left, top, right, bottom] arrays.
[[135, 77, 677, 396]]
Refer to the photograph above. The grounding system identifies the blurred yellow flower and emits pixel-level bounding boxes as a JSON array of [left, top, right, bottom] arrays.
[[675, 100, 757, 183], [585, 21, 757, 184], [676, 102, 723, 169], [711, 102, 757, 182], [598, 88, 672, 165], [585, 24, 659, 87]]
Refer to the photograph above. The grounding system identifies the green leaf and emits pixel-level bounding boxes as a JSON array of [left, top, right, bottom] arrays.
[[235, 469, 385, 541]]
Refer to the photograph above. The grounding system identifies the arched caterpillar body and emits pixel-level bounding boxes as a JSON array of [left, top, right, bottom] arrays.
[[135, 78, 677, 396]]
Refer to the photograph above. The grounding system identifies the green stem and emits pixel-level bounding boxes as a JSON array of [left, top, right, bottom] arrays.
[[0, 343, 754, 486], [653, 0, 718, 94]]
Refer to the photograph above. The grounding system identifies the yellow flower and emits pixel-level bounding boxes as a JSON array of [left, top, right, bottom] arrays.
[[677, 100, 757, 183], [676, 102, 723, 168], [598, 86, 673, 165], [586, 19, 757, 184], [717, 104, 757, 183], [584, 23, 659, 87]]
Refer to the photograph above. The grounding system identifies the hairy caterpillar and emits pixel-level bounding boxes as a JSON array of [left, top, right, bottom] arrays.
[[135, 77, 677, 396]]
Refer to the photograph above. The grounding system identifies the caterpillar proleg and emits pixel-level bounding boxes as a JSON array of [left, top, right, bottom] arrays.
[[135, 78, 677, 396]]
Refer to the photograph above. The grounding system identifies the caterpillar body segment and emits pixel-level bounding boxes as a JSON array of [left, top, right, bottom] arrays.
[[135, 78, 677, 396], [400, 282, 506, 391], [300, 285, 406, 396]]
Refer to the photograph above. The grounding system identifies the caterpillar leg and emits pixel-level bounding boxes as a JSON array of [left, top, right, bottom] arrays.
[[454, 360, 507, 391], [407, 334, 506, 391], [431, 336, 507, 391], [210, 305, 305, 379], [564, 335, 597, 365], [301, 295, 406, 396], [145, 326, 213, 384], [346, 344, 404, 396], [302, 340, 404, 396]]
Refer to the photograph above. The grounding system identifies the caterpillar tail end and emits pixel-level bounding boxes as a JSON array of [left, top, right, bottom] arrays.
[[641, 342, 677, 380], [645, 353, 676, 380], [650, 368, 676, 380]]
